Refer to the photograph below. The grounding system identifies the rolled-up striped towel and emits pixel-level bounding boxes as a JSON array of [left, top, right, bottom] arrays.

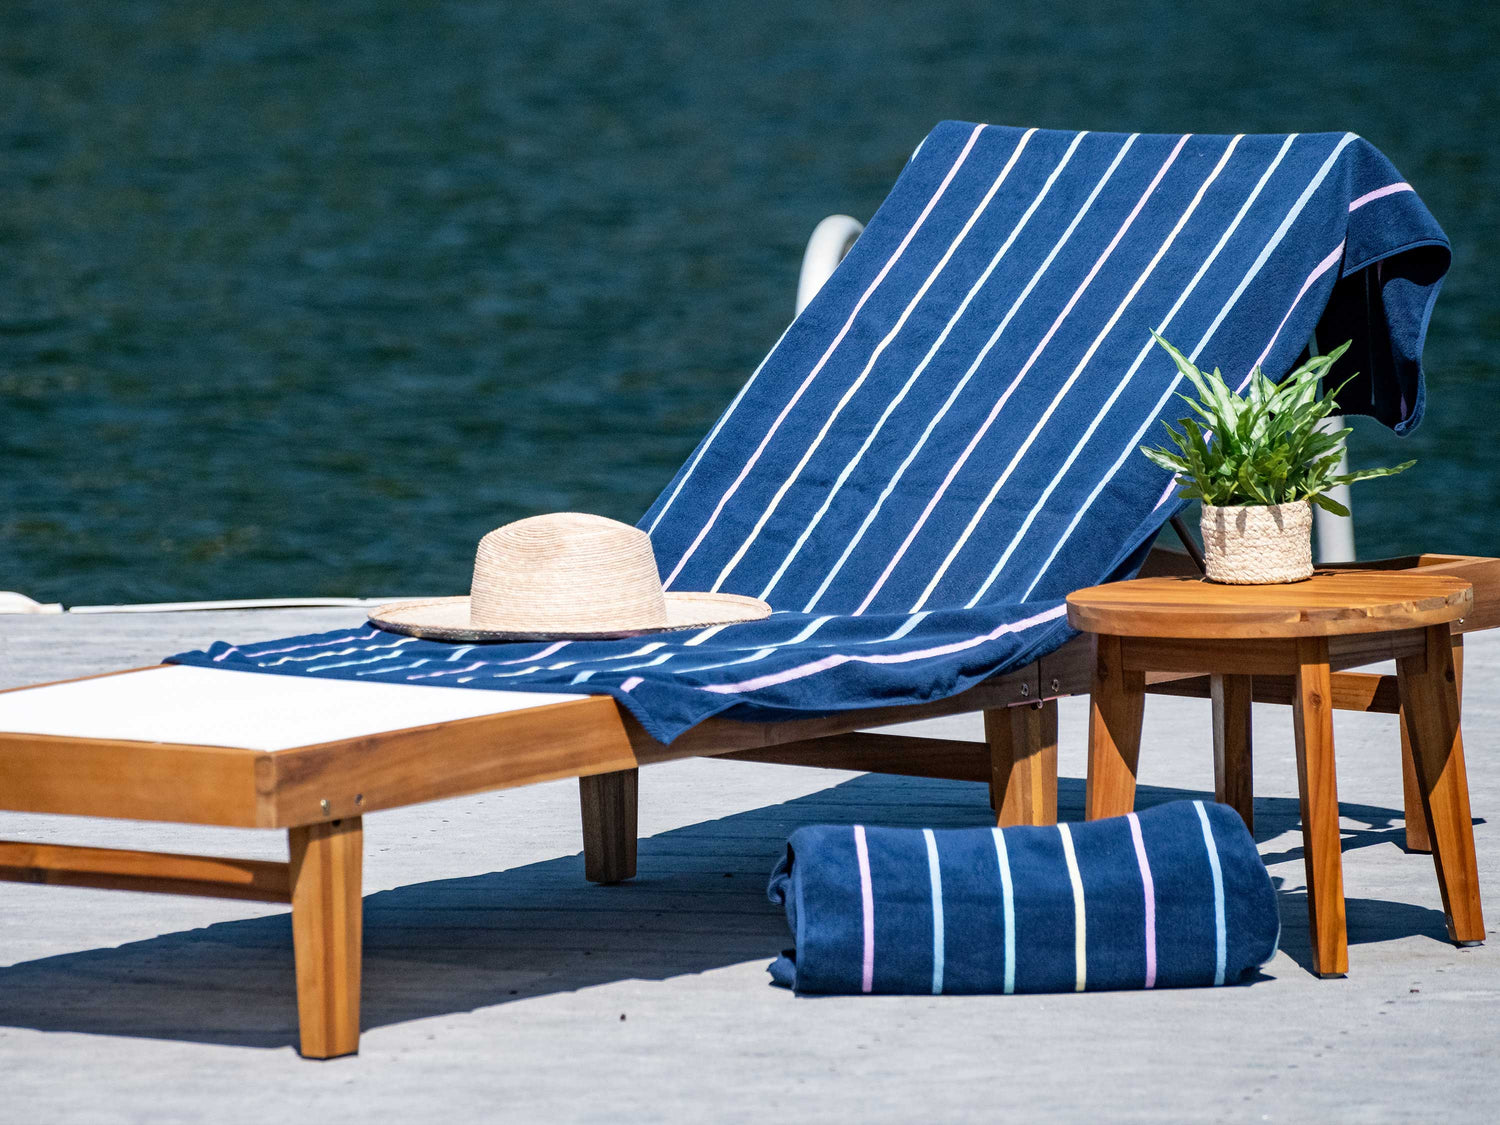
[[767, 800, 1278, 994]]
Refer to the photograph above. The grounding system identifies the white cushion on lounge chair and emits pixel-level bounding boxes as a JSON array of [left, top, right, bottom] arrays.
[[0, 665, 589, 752]]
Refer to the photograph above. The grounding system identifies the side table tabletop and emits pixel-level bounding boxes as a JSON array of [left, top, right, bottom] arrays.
[[1066, 570, 1483, 977]]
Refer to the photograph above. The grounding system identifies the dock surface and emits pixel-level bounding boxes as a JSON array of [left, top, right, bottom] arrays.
[[2, 609, 1497, 1122]]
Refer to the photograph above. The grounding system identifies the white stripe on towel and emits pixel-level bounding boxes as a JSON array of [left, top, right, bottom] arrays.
[[991, 828, 1017, 994], [1058, 823, 1087, 992]]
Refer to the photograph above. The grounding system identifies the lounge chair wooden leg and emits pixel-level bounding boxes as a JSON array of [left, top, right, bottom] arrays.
[[1396, 625, 1485, 945], [1212, 673, 1254, 832], [1085, 634, 1145, 820], [987, 700, 1058, 828], [288, 817, 363, 1059], [1291, 639, 1347, 978], [580, 768, 638, 884], [1400, 635, 1459, 854]]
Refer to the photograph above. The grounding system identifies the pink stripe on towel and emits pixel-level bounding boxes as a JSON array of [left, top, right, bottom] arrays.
[[1127, 812, 1157, 989], [854, 824, 875, 993], [1349, 182, 1412, 212]]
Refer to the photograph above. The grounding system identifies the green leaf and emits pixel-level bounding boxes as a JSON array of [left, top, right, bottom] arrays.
[[1310, 492, 1351, 518], [1329, 459, 1417, 487], [1140, 445, 1187, 475]]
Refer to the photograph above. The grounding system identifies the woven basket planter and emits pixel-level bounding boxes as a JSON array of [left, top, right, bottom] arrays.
[[1200, 501, 1313, 584]]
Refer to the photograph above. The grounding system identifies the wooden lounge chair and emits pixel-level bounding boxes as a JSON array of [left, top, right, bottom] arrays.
[[1, 550, 1491, 1056]]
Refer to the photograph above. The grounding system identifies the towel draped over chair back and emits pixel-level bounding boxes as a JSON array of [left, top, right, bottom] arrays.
[[172, 124, 1449, 743]]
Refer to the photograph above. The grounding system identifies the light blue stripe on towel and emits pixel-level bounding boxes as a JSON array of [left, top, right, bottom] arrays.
[[990, 828, 1016, 994], [922, 828, 945, 994], [1194, 801, 1228, 985]]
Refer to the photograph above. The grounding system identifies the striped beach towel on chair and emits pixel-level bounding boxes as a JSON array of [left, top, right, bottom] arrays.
[[172, 123, 1448, 743], [767, 800, 1280, 993]]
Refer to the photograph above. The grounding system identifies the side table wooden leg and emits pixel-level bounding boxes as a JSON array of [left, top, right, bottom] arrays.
[[1086, 634, 1145, 820], [1399, 711, 1431, 853], [987, 700, 1059, 827], [289, 817, 363, 1058], [1397, 625, 1485, 945], [1400, 634, 1459, 854], [580, 769, 638, 884], [1292, 638, 1347, 977], [1212, 673, 1254, 832]]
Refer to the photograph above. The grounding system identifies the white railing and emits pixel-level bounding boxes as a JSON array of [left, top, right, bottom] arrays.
[[1305, 334, 1356, 563], [1312, 415, 1356, 563], [795, 215, 864, 315], [0, 593, 405, 615], [0, 592, 61, 614]]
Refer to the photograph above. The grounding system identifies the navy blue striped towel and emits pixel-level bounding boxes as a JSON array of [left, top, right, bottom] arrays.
[[170, 125, 1447, 743], [767, 801, 1279, 994]]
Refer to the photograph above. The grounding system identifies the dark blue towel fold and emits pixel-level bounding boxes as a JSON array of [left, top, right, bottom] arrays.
[[767, 800, 1279, 994]]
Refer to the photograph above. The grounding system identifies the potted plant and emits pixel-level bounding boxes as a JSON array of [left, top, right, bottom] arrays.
[[1141, 335, 1414, 584]]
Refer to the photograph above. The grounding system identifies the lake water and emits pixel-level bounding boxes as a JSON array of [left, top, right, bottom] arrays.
[[2, 1, 1497, 604]]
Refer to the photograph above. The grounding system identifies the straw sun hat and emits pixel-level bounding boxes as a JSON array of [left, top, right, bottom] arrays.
[[369, 512, 771, 642]]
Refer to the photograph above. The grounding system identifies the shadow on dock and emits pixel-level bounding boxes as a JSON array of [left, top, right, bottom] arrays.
[[0, 773, 1454, 1051]]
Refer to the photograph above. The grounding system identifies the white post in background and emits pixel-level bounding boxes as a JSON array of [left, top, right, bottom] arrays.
[[1314, 416, 1356, 563], [796, 215, 865, 315], [1308, 333, 1356, 563]]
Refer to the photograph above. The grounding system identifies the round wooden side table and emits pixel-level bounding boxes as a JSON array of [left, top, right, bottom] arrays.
[[1065, 571, 1483, 977]]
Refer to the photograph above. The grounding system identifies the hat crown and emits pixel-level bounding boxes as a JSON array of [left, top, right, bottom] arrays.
[[468, 513, 668, 633]]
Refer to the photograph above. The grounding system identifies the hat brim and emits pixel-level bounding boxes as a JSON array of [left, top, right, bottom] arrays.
[[368, 591, 772, 643]]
